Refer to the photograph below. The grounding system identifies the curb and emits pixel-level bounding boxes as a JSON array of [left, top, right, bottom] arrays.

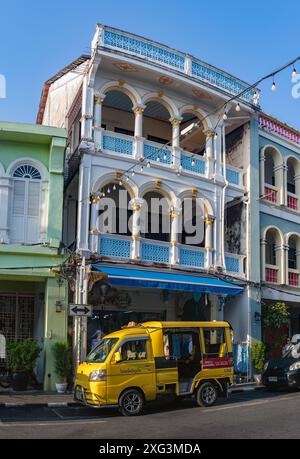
[[0, 402, 81, 409], [229, 385, 265, 394]]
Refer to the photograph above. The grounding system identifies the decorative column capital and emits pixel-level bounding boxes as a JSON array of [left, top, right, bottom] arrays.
[[133, 104, 146, 115], [170, 117, 182, 126], [170, 207, 182, 219], [94, 93, 106, 105], [90, 194, 100, 205], [129, 197, 145, 212], [203, 129, 215, 139], [205, 216, 215, 225]]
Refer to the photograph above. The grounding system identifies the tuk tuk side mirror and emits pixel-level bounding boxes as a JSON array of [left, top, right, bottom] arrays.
[[114, 351, 122, 364]]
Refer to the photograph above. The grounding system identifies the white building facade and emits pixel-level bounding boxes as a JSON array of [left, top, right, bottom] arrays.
[[38, 25, 262, 375]]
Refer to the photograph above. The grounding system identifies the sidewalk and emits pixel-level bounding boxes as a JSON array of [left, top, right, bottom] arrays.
[[0, 383, 265, 408], [229, 382, 265, 394], [0, 390, 80, 408]]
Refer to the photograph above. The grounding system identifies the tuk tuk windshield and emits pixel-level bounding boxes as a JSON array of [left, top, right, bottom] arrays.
[[87, 338, 118, 363]]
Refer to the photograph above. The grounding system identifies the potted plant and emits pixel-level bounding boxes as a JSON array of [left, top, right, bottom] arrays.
[[251, 341, 266, 383], [51, 341, 71, 393], [7, 339, 41, 391]]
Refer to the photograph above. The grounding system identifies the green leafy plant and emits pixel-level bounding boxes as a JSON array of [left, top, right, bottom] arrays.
[[7, 339, 41, 373], [263, 302, 289, 329], [251, 341, 266, 372], [51, 341, 71, 382]]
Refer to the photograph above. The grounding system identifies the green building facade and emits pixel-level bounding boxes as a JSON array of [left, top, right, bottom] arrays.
[[0, 122, 68, 390]]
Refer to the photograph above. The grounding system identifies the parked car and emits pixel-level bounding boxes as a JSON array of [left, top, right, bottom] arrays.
[[262, 343, 300, 390]]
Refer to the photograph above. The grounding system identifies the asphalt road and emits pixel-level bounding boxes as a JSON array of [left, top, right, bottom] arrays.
[[0, 389, 299, 439]]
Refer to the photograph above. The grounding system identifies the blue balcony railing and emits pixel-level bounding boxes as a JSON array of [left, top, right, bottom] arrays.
[[103, 133, 133, 156], [141, 240, 170, 264], [99, 25, 258, 104], [99, 235, 131, 259], [179, 246, 205, 269]]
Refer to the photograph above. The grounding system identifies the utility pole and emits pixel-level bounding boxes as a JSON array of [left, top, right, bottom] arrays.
[[73, 256, 89, 370]]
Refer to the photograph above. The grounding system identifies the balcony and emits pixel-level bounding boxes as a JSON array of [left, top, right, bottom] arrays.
[[99, 130, 243, 186], [265, 265, 279, 284], [226, 165, 244, 188], [225, 253, 245, 277], [259, 114, 300, 147], [179, 245, 206, 269], [98, 25, 258, 105], [287, 192, 298, 211], [96, 233, 245, 277], [264, 184, 279, 204], [288, 269, 300, 287], [140, 239, 170, 264]]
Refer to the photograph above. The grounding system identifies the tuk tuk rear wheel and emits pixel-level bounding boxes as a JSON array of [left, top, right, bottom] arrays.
[[196, 382, 218, 407], [119, 389, 145, 416]]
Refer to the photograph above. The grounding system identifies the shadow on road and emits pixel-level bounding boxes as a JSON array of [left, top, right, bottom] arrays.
[[0, 389, 299, 424]]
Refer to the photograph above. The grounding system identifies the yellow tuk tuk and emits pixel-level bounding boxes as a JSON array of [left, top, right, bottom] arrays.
[[74, 321, 233, 416]]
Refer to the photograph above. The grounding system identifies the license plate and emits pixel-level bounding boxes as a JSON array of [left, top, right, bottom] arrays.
[[269, 376, 278, 382]]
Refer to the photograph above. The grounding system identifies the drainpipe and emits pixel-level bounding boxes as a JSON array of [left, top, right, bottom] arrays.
[[221, 125, 229, 269]]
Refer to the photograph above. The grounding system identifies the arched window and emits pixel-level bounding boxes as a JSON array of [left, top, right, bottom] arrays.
[[143, 101, 172, 145], [180, 112, 205, 156], [264, 228, 282, 284], [181, 198, 205, 247], [287, 234, 300, 287], [102, 90, 135, 135], [98, 182, 132, 236], [10, 164, 42, 244], [142, 191, 170, 242], [263, 147, 282, 204], [286, 157, 300, 211]]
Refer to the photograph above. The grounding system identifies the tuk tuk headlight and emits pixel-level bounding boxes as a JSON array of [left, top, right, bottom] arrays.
[[289, 362, 300, 372], [89, 369, 107, 381], [263, 362, 269, 372]]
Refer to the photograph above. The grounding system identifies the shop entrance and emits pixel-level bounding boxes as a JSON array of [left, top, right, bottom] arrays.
[[0, 294, 35, 342]]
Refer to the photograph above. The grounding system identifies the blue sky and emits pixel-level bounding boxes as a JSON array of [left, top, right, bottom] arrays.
[[1, 0, 300, 128]]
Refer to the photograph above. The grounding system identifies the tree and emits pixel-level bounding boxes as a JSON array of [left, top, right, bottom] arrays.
[[263, 302, 289, 329]]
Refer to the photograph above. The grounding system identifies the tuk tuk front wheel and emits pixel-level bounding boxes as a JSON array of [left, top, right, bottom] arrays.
[[119, 389, 145, 416], [196, 382, 218, 407]]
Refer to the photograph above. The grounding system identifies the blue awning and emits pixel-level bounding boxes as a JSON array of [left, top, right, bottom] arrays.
[[94, 265, 243, 296]]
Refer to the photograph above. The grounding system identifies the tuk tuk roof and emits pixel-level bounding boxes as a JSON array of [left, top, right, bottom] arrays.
[[103, 321, 230, 340], [143, 321, 231, 329]]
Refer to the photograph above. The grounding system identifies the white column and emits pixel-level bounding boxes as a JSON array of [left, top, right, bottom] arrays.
[[214, 126, 224, 182], [205, 217, 215, 268], [0, 177, 12, 244], [89, 196, 99, 253], [261, 238, 267, 282], [81, 77, 94, 143], [280, 244, 287, 285], [77, 154, 92, 252], [204, 130, 215, 178], [129, 198, 145, 259], [274, 163, 285, 206], [133, 105, 146, 160], [170, 208, 182, 265], [259, 151, 265, 197], [214, 187, 224, 269], [93, 93, 106, 150], [170, 117, 182, 169], [282, 162, 288, 207]]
